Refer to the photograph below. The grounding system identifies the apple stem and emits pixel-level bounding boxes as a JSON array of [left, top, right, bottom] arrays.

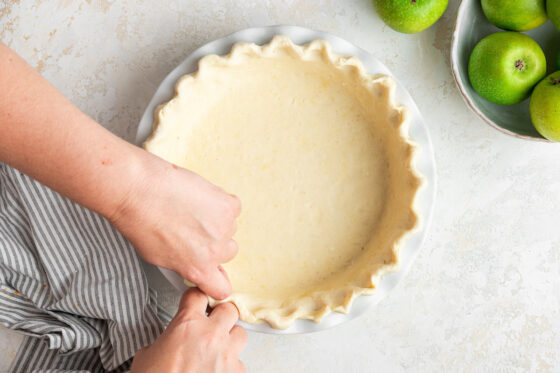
[[514, 59, 526, 71], [411, 0, 416, 4], [551, 78, 560, 86]]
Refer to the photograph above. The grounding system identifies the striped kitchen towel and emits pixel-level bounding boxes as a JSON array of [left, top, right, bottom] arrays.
[[0, 164, 172, 372]]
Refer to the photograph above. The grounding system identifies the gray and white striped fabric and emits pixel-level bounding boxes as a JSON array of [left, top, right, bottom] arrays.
[[0, 164, 172, 372]]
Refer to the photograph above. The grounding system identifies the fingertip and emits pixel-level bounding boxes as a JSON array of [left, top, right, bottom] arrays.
[[217, 266, 232, 298], [213, 286, 231, 301], [210, 301, 239, 330], [229, 194, 242, 216], [230, 324, 248, 346], [216, 301, 240, 319], [199, 266, 232, 300], [178, 287, 208, 314], [222, 240, 239, 263]]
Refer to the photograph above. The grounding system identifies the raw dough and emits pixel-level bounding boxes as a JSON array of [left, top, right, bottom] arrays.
[[144, 36, 422, 329]]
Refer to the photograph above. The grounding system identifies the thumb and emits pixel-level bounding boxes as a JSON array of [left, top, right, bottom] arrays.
[[196, 265, 232, 300]]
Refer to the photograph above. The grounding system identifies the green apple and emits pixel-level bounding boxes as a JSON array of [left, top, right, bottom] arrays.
[[548, 0, 560, 31], [468, 32, 547, 105], [482, 0, 547, 31], [530, 71, 560, 141], [372, 0, 449, 34]]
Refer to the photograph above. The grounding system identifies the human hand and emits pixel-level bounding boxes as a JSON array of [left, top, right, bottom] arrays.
[[0, 43, 239, 300], [131, 288, 247, 373], [109, 152, 241, 300]]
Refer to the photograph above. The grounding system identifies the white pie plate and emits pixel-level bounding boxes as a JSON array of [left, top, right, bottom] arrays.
[[135, 25, 436, 334]]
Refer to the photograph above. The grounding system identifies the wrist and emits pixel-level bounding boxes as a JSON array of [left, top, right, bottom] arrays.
[[97, 144, 153, 223]]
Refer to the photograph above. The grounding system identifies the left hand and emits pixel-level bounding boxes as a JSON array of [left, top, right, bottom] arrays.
[[108, 151, 241, 300]]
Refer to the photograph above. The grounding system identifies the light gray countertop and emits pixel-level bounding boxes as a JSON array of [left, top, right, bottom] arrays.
[[2, 1, 560, 372]]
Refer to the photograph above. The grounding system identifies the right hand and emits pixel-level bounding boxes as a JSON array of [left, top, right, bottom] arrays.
[[131, 288, 247, 373], [109, 153, 241, 300]]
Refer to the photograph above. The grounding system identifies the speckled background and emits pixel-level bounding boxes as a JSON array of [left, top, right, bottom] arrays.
[[2, 1, 560, 372]]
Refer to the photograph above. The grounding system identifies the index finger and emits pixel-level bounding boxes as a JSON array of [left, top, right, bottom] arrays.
[[177, 287, 209, 318], [209, 301, 239, 331]]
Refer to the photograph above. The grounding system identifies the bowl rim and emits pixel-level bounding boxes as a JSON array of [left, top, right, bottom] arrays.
[[449, 0, 550, 142]]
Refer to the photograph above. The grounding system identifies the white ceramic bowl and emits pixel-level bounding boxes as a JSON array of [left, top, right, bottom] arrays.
[[451, 0, 560, 141], [135, 25, 436, 334]]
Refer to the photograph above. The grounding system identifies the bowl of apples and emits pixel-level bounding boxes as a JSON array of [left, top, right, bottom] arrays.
[[451, 0, 560, 142]]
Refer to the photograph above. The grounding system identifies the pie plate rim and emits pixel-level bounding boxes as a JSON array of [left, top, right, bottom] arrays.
[[135, 25, 437, 335]]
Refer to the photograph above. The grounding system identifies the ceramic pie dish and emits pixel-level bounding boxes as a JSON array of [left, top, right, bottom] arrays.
[[136, 25, 436, 334]]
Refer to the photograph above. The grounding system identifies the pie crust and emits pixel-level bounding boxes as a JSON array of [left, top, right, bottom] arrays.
[[144, 36, 423, 329]]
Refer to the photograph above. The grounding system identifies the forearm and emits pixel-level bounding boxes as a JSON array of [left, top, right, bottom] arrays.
[[0, 42, 148, 219], [0, 43, 239, 299]]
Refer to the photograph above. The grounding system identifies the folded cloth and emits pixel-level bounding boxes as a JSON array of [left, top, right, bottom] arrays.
[[0, 164, 172, 372]]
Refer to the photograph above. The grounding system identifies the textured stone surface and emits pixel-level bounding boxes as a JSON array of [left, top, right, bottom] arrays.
[[2, 0, 560, 372]]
